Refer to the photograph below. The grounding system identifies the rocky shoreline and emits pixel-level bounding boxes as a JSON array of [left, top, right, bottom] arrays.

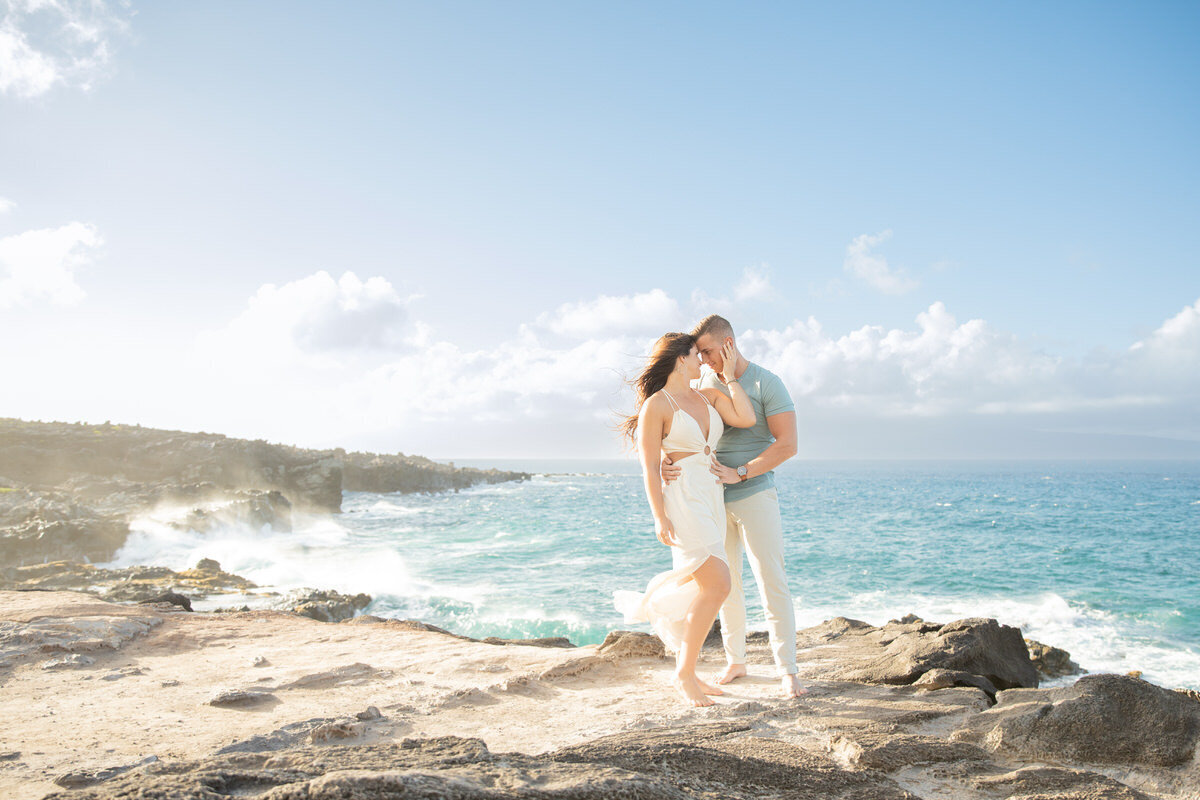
[[1, 590, 1197, 800], [0, 417, 530, 566], [4, 418, 1198, 798]]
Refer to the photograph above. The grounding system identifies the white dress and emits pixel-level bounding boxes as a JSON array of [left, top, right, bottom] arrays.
[[613, 390, 728, 655]]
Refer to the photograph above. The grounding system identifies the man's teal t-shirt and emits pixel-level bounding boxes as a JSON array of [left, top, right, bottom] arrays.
[[699, 361, 795, 502]]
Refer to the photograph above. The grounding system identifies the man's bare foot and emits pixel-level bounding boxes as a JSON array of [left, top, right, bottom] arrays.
[[715, 663, 747, 685], [673, 673, 716, 707], [782, 673, 808, 698], [694, 675, 724, 696]]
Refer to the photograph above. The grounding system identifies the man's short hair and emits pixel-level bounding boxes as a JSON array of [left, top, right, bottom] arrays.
[[691, 314, 734, 342]]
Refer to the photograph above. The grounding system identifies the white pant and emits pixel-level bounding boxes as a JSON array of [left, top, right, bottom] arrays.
[[718, 487, 798, 676]]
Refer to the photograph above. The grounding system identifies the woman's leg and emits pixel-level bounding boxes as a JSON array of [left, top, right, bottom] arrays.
[[673, 555, 731, 706]]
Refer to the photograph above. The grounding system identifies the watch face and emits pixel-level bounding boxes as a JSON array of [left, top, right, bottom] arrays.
[[737, 466, 747, 476]]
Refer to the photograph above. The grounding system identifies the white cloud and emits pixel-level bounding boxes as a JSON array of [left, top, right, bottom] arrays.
[[734, 264, 773, 303], [738, 302, 1076, 415], [0, 0, 133, 98], [1129, 297, 1200, 360], [0, 220, 99, 308], [535, 289, 684, 338], [199, 270, 422, 360], [0, 196, 16, 214], [844, 230, 918, 295]]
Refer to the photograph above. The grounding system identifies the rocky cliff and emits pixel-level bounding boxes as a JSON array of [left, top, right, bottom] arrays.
[[0, 418, 529, 566]]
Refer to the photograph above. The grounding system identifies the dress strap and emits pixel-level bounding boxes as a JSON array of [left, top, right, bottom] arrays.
[[693, 388, 714, 407], [661, 390, 680, 411]]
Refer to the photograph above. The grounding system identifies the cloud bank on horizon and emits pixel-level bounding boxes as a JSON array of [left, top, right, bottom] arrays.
[[6, 199, 1194, 459], [187, 267, 1200, 458]]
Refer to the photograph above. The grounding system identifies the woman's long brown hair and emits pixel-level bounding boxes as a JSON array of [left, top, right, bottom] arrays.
[[619, 332, 696, 444]]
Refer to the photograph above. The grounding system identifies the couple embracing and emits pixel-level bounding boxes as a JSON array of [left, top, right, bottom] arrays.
[[614, 314, 805, 707]]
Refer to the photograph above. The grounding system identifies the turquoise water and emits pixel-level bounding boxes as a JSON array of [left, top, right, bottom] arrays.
[[106, 459, 1200, 690]]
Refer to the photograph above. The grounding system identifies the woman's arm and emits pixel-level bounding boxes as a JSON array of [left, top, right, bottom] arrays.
[[702, 382, 755, 428], [702, 340, 755, 428], [636, 396, 679, 546]]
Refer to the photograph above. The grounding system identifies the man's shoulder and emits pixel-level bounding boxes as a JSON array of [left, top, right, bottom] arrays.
[[748, 362, 794, 414], [748, 361, 786, 388], [747, 360, 780, 381]]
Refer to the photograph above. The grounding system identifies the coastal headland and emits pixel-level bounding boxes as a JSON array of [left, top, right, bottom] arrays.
[[0, 417, 530, 567]]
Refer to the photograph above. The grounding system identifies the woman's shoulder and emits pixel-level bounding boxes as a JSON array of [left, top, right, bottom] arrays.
[[641, 390, 673, 415]]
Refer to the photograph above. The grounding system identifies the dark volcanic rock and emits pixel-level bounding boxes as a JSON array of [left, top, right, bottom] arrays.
[[952, 673, 1200, 768], [913, 667, 999, 699], [42, 724, 921, 800], [136, 591, 193, 611], [820, 617, 1039, 692], [281, 588, 372, 623], [1026, 636, 1086, 678]]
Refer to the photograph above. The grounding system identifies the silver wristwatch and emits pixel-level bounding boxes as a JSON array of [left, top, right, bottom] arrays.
[[736, 465, 748, 481]]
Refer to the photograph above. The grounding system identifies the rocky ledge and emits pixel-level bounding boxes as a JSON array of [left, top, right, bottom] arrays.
[[0, 417, 530, 565], [0, 558, 376, 622], [1, 590, 1196, 800]]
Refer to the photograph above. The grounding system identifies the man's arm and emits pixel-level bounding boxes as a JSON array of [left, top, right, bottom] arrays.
[[710, 411, 797, 484], [745, 411, 797, 477]]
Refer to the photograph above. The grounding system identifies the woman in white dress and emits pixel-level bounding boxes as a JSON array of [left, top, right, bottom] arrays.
[[614, 332, 755, 706]]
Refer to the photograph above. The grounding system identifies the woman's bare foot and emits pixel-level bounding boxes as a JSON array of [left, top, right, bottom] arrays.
[[673, 673, 716, 707], [694, 675, 724, 695], [715, 662, 747, 685], [782, 674, 808, 697]]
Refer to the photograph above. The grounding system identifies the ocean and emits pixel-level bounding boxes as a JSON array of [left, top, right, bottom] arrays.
[[102, 459, 1200, 691]]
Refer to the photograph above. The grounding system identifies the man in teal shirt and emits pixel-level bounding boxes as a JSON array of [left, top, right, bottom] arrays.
[[663, 314, 805, 697]]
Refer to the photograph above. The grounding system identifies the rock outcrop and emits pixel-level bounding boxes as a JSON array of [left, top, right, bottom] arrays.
[[341, 451, 530, 494], [0, 490, 129, 565], [0, 558, 261, 603], [952, 673, 1200, 768], [280, 587, 373, 623], [804, 616, 1039, 697], [0, 417, 530, 566], [1026, 636, 1086, 678]]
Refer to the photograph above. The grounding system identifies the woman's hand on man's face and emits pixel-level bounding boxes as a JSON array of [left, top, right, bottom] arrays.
[[720, 339, 738, 381]]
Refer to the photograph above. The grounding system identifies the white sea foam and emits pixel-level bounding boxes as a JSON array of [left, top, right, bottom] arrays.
[[791, 590, 1200, 691], [362, 499, 423, 516], [102, 511, 415, 599]]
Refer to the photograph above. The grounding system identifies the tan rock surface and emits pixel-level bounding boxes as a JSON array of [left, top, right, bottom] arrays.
[[1, 591, 1191, 800]]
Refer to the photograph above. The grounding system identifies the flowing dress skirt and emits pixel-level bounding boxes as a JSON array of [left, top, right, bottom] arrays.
[[613, 456, 728, 655]]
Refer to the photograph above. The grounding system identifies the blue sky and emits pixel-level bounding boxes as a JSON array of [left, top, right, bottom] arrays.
[[1, 1, 1197, 458]]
